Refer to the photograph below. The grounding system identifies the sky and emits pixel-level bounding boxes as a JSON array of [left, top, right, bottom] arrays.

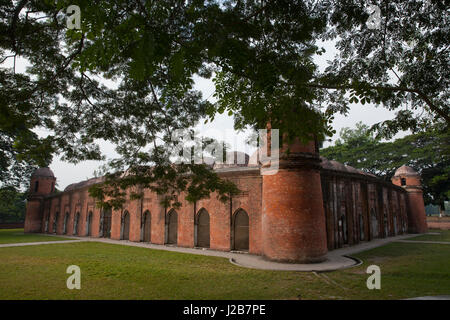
[[6, 40, 402, 190]]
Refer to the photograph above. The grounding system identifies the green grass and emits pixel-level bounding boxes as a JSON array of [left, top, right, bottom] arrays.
[[0, 238, 449, 300], [0, 228, 74, 244], [407, 230, 450, 242]]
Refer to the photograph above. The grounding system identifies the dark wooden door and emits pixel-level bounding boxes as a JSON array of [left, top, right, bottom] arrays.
[[167, 211, 178, 244], [122, 212, 130, 240], [197, 210, 210, 248], [103, 211, 112, 238], [233, 210, 249, 251], [143, 211, 151, 242]]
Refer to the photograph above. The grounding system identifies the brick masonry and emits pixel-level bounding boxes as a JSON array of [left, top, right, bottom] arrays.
[[24, 151, 428, 263]]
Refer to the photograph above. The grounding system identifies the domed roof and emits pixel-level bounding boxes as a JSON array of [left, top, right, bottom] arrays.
[[213, 151, 250, 169], [31, 167, 55, 178], [394, 165, 418, 177], [64, 176, 105, 192]]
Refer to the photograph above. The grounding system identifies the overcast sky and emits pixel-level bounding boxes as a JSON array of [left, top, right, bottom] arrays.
[[7, 40, 403, 190]]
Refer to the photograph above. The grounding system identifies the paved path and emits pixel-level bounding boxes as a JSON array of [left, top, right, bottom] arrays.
[[0, 233, 431, 272], [405, 295, 450, 300], [0, 240, 85, 248], [394, 240, 450, 245]]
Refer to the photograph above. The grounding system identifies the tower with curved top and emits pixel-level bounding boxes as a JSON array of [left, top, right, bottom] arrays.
[[391, 165, 428, 233], [261, 137, 328, 263], [24, 167, 56, 233]]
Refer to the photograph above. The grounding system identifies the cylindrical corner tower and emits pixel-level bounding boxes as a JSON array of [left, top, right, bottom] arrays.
[[24, 167, 56, 233], [261, 136, 328, 263], [391, 165, 427, 234]]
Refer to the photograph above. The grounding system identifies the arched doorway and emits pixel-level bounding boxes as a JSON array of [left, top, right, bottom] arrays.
[[53, 212, 59, 234], [370, 208, 378, 239], [100, 209, 112, 238], [121, 211, 130, 240], [86, 211, 93, 236], [142, 211, 151, 242], [383, 206, 389, 237], [233, 209, 249, 251], [63, 212, 69, 234], [45, 213, 50, 233], [73, 212, 80, 235], [196, 209, 210, 248], [166, 209, 178, 245], [359, 213, 365, 241]]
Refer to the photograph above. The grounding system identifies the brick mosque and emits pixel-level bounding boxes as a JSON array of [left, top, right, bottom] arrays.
[[24, 138, 428, 263]]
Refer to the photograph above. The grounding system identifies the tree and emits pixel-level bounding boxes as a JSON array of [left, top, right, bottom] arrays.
[[0, 186, 27, 222], [0, 1, 448, 207], [321, 0, 449, 137], [321, 122, 450, 208]]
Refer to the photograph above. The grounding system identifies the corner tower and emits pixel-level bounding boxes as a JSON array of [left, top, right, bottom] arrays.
[[261, 135, 328, 263], [391, 165, 427, 233], [24, 167, 56, 233]]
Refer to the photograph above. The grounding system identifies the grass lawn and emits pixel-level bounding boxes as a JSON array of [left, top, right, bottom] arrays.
[[0, 228, 74, 244], [407, 229, 450, 242], [0, 237, 449, 300]]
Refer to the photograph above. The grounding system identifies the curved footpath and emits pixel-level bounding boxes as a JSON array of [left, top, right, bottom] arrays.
[[1, 233, 440, 271]]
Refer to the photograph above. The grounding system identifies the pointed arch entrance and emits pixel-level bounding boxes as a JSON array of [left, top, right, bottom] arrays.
[[86, 211, 93, 236], [370, 208, 378, 239], [121, 211, 130, 240], [142, 210, 151, 242], [100, 209, 112, 238], [195, 209, 210, 248], [63, 212, 69, 234], [53, 212, 59, 234], [232, 209, 249, 251], [45, 213, 50, 233], [165, 209, 178, 245], [73, 212, 80, 235]]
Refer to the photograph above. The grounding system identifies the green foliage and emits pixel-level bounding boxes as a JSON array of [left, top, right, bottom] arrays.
[[321, 122, 450, 207], [0, 1, 448, 204], [0, 187, 27, 222]]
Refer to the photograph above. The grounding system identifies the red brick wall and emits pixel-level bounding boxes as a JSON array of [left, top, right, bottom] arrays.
[[262, 168, 328, 263]]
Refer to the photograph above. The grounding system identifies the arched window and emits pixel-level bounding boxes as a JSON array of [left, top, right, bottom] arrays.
[[165, 209, 178, 245], [121, 210, 130, 240], [195, 209, 210, 248], [142, 210, 151, 242], [232, 209, 249, 251]]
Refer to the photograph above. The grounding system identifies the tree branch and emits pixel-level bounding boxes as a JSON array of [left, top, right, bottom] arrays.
[[305, 83, 450, 123]]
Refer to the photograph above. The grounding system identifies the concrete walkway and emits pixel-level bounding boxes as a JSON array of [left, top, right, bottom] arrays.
[[0, 232, 429, 272], [394, 239, 450, 245], [0, 239, 85, 248]]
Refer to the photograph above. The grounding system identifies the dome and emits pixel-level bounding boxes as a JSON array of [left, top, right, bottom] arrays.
[[31, 167, 55, 178], [64, 176, 104, 192], [213, 151, 249, 169], [394, 165, 418, 177]]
